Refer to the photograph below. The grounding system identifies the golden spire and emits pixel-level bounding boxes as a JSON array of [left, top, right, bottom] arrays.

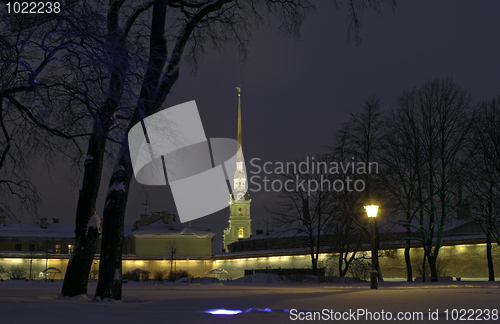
[[236, 84, 242, 148]]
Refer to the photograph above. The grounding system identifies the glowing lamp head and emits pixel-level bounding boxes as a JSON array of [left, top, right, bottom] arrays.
[[364, 205, 379, 218]]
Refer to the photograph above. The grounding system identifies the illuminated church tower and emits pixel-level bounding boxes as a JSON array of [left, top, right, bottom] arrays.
[[223, 85, 252, 252]]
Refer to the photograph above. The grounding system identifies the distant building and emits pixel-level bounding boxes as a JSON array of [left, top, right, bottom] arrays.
[[124, 212, 215, 257], [0, 216, 75, 254], [0, 213, 215, 279]]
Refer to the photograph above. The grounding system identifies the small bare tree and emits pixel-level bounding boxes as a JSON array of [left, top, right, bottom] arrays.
[[269, 154, 336, 276], [165, 241, 178, 280]]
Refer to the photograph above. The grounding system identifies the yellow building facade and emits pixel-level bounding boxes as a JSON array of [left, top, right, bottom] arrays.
[[2, 241, 499, 281]]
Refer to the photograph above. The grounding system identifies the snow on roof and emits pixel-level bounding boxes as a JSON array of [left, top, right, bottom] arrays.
[[130, 219, 215, 238], [387, 217, 476, 234], [0, 218, 215, 240], [0, 222, 75, 238]]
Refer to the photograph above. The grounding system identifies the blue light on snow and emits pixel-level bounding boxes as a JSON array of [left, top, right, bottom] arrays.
[[245, 308, 272, 313], [205, 309, 243, 315], [204, 307, 296, 315]]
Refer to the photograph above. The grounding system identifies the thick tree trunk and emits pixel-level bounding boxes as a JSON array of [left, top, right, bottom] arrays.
[[62, 227, 100, 295], [94, 0, 226, 300], [95, 0, 169, 299], [94, 144, 132, 301], [486, 230, 495, 281], [61, 0, 127, 297], [61, 124, 107, 296]]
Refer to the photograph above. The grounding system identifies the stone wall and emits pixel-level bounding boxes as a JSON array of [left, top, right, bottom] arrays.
[[1, 243, 499, 281]]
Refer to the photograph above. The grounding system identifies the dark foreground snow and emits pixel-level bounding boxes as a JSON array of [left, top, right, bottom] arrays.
[[1, 276, 499, 323]]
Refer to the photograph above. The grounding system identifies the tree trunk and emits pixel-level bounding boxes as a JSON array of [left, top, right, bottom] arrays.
[[312, 257, 318, 276], [61, 0, 127, 297], [427, 254, 438, 282], [422, 252, 426, 282], [94, 0, 169, 301], [61, 125, 107, 296], [309, 235, 317, 276], [62, 227, 100, 295], [94, 0, 229, 300], [487, 230, 495, 281], [374, 220, 383, 281], [338, 253, 344, 277], [404, 232, 412, 282], [94, 144, 132, 300]]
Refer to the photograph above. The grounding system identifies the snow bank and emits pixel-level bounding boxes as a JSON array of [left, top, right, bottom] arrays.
[[231, 273, 284, 284]]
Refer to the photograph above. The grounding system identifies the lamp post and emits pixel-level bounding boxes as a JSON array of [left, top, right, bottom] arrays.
[[364, 205, 379, 289]]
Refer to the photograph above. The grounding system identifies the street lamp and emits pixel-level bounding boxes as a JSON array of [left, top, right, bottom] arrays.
[[364, 205, 379, 289]]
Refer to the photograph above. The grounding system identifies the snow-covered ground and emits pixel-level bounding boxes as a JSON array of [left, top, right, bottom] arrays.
[[1, 275, 499, 324]]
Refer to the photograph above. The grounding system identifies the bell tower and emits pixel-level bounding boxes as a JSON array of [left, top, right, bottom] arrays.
[[223, 85, 252, 251]]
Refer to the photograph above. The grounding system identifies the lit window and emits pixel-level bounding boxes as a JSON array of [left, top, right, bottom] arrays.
[[55, 245, 61, 254], [238, 227, 244, 238], [68, 245, 73, 254]]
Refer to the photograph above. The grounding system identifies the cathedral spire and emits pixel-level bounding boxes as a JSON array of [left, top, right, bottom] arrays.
[[224, 84, 252, 252], [236, 84, 242, 148], [232, 83, 247, 201]]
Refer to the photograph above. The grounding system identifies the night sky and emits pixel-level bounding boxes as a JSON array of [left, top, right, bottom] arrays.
[[32, 0, 500, 253]]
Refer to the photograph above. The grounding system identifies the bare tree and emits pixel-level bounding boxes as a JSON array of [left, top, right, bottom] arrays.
[[393, 78, 473, 282], [331, 95, 387, 281], [327, 211, 365, 277], [379, 97, 424, 281], [61, 0, 143, 297], [465, 95, 500, 281], [1, 1, 137, 297], [325, 128, 367, 277], [269, 154, 336, 276], [0, 3, 98, 224], [165, 241, 178, 280]]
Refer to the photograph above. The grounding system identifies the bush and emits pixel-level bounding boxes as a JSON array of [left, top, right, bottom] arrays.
[[347, 258, 371, 282], [168, 270, 192, 281], [122, 271, 141, 282], [0, 265, 8, 280], [153, 270, 166, 282], [9, 266, 27, 280], [412, 255, 448, 278]]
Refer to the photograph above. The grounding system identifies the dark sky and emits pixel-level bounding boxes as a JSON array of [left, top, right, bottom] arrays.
[[33, 0, 500, 253]]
